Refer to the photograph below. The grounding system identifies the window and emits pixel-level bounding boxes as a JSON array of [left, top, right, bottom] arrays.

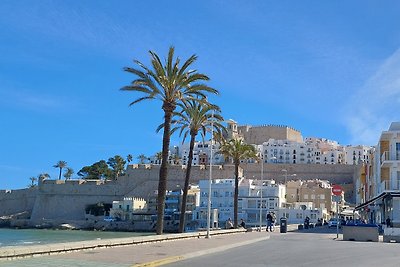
[[304, 194, 308, 200], [396, 143, 400, 160]]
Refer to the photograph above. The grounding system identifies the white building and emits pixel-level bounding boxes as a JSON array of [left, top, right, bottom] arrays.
[[110, 197, 146, 220], [356, 122, 400, 226], [194, 178, 286, 227], [343, 145, 371, 165]]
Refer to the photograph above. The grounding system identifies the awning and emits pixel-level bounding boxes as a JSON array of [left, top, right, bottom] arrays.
[[355, 191, 400, 211]]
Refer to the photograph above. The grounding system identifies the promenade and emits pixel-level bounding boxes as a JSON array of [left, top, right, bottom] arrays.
[[0, 226, 294, 267]]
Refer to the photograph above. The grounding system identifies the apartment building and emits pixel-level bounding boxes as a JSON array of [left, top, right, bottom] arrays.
[[356, 122, 400, 226]]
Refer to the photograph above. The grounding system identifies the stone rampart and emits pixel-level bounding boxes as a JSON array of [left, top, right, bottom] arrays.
[[0, 188, 37, 217], [1, 163, 359, 222]]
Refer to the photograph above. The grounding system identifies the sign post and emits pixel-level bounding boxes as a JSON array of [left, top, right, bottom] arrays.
[[332, 185, 343, 239]]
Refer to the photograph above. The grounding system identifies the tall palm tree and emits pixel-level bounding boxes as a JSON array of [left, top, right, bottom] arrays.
[[63, 167, 74, 180], [158, 100, 225, 232], [54, 161, 67, 180], [218, 138, 257, 228], [121, 46, 218, 235]]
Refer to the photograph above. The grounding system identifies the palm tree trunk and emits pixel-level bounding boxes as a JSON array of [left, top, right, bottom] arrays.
[[178, 134, 196, 233], [157, 106, 174, 235], [59, 168, 62, 180], [234, 160, 239, 228]]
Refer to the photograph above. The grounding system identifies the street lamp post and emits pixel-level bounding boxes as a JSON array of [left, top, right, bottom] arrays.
[[206, 112, 214, 239], [259, 153, 264, 231], [281, 169, 296, 206]]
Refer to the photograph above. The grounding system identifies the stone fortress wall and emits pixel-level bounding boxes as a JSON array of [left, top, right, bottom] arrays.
[[0, 163, 359, 222], [0, 188, 37, 217], [237, 124, 303, 144]]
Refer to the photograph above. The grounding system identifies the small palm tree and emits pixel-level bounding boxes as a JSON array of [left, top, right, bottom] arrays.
[[155, 151, 162, 164], [63, 167, 74, 180], [137, 154, 148, 164], [54, 161, 67, 180], [158, 100, 225, 232], [218, 138, 257, 228], [28, 176, 37, 188], [127, 154, 133, 164], [121, 46, 218, 235], [38, 173, 50, 182]]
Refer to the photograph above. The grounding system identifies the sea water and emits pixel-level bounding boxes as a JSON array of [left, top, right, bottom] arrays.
[[0, 228, 152, 247]]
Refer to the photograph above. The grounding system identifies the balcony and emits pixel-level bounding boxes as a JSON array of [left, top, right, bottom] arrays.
[[381, 151, 400, 167], [380, 180, 400, 192]]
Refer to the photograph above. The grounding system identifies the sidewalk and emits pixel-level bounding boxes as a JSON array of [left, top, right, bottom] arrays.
[[0, 227, 296, 267]]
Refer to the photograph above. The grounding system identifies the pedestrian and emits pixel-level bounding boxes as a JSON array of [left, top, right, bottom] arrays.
[[226, 218, 234, 229], [266, 212, 273, 232], [304, 216, 310, 229], [386, 217, 392, 228], [240, 219, 246, 228]]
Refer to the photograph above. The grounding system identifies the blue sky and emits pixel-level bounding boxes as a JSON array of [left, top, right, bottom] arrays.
[[1, 1, 400, 189]]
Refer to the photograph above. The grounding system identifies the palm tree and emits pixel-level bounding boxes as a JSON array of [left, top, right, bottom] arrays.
[[127, 154, 133, 164], [63, 167, 74, 180], [107, 155, 126, 179], [155, 151, 162, 164], [38, 173, 50, 182], [137, 154, 148, 164], [28, 176, 37, 188], [121, 46, 218, 235], [218, 138, 257, 228], [54, 161, 67, 180], [158, 100, 225, 233]]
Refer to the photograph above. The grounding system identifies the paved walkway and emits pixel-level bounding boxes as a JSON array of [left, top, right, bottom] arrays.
[[0, 227, 293, 267]]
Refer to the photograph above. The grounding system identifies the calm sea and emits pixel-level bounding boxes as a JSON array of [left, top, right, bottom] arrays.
[[0, 228, 153, 247]]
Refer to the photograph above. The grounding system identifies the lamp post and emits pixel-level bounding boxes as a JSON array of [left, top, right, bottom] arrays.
[[206, 112, 214, 239], [281, 169, 296, 205], [259, 152, 264, 231]]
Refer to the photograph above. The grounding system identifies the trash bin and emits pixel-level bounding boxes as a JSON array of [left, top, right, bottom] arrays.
[[280, 217, 287, 233]]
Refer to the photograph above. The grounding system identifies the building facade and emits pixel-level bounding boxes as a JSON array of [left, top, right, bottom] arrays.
[[356, 122, 400, 226]]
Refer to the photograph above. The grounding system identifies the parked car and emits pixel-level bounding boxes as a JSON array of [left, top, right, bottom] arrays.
[[103, 216, 116, 222], [328, 218, 341, 228]]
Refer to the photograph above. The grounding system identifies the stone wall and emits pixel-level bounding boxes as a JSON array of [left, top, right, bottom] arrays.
[[237, 125, 303, 143], [1, 163, 360, 223], [0, 188, 36, 217]]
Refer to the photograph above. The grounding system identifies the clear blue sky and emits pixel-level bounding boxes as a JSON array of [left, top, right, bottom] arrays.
[[1, 1, 400, 189]]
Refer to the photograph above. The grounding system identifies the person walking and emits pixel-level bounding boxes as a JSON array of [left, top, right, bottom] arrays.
[[386, 217, 392, 228], [266, 212, 273, 232]]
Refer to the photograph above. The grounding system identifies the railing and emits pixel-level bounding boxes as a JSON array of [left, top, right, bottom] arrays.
[[380, 180, 400, 192], [381, 151, 400, 162]]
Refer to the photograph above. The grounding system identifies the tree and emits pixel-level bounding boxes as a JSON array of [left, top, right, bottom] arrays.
[[38, 173, 50, 182], [53, 161, 67, 180], [121, 46, 219, 234], [77, 160, 112, 180], [158, 100, 225, 232], [127, 154, 133, 164], [107, 155, 126, 179], [155, 151, 162, 164], [63, 167, 74, 180], [137, 154, 148, 164], [218, 138, 257, 228], [28, 176, 37, 188]]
